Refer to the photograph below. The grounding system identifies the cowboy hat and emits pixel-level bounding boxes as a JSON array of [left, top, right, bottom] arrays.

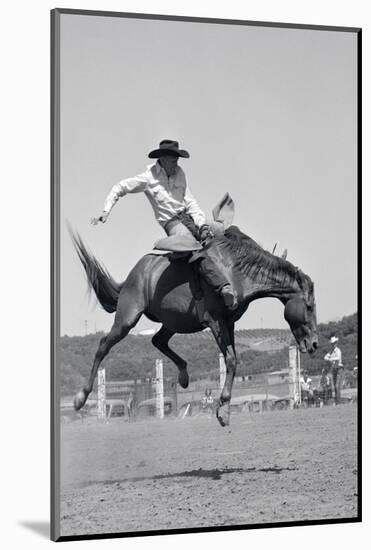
[[330, 336, 339, 344], [148, 139, 190, 158]]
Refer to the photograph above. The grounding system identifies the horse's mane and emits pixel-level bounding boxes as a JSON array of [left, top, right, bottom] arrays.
[[216, 226, 313, 293]]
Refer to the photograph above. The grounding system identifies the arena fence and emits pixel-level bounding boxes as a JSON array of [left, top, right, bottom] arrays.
[[93, 345, 307, 421], [60, 345, 356, 423]]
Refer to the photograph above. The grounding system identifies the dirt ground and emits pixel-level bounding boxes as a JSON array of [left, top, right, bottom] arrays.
[[60, 404, 358, 537]]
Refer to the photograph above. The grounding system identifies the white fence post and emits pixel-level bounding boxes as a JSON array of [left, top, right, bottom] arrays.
[[288, 346, 300, 407], [219, 353, 226, 389], [155, 359, 164, 419], [97, 367, 106, 420]]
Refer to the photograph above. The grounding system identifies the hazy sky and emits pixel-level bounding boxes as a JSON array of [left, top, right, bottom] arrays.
[[59, 13, 357, 336]]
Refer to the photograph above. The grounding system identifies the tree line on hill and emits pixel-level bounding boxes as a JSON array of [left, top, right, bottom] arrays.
[[59, 312, 357, 396]]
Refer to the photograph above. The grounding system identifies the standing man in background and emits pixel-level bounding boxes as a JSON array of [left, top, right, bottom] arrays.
[[324, 336, 344, 405]]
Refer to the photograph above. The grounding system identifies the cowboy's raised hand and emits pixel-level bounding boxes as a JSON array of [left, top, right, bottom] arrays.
[[91, 212, 109, 225]]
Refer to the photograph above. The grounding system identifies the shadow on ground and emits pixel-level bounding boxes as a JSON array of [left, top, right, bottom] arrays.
[[80, 465, 298, 488]]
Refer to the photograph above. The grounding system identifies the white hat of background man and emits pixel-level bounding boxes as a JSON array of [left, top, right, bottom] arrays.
[[330, 336, 339, 344]]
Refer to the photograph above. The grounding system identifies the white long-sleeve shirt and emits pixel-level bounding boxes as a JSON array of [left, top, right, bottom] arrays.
[[324, 346, 343, 366], [103, 161, 206, 229]]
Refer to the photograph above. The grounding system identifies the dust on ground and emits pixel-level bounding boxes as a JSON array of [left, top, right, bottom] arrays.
[[60, 404, 358, 537]]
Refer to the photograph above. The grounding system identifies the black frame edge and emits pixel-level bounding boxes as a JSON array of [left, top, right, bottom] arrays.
[[356, 27, 362, 523], [50, 7, 61, 543], [57, 517, 362, 543], [53, 7, 361, 33]]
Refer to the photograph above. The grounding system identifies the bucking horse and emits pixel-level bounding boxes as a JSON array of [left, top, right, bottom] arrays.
[[71, 196, 318, 426]]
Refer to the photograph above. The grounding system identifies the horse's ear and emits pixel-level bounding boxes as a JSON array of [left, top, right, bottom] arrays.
[[212, 193, 235, 229], [281, 249, 288, 260]]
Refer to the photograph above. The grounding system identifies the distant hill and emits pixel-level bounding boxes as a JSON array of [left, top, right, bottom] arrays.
[[234, 329, 292, 353], [59, 313, 357, 396]]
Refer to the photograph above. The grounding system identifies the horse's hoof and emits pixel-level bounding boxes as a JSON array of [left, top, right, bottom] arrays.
[[178, 368, 189, 389], [216, 401, 230, 427], [73, 390, 87, 411]]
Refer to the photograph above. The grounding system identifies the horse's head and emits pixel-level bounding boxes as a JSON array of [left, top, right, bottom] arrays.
[[283, 272, 318, 354]]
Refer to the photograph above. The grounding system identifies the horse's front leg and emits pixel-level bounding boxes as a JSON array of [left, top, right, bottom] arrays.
[[205, 314, 237, 427], [216, 345, 237, 427]]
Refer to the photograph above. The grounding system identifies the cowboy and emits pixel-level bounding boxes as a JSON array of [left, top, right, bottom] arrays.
[[92, 139, 237, 310], [324, 336, 344, 405]]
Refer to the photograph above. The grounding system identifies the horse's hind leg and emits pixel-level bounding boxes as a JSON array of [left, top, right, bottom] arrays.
[[152, 326, 189, 388], [73, 288, 144, 410], [73, 324, 126, 411]]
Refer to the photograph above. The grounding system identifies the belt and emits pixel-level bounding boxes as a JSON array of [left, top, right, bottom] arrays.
[[164, 211, 200, 240], [164, 210, 186, 228]]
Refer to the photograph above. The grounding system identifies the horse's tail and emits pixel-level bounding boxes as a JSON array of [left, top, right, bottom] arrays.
[[69, 228, 121, 313]]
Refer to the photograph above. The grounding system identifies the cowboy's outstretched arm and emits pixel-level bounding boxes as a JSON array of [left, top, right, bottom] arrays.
[[91, 173, 148, 225]]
